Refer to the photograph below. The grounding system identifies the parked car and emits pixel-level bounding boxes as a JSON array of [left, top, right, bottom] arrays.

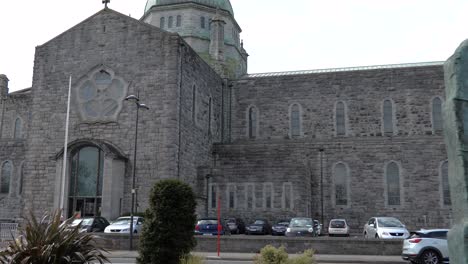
[[195, 218, 230, 236], [402, 229, 450, 264], [224, 217, 245, 234], [285, 217, 317, 237], [328, 219, 350, 237], [70, 216, 110, 233], [314, 220, 323, 236], [271, 220, 290, 236], [104, 216, 144, 234], [245, 219, 271, 235], [363, 217, 409, 239]]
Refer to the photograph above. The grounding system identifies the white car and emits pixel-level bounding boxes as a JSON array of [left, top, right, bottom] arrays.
[[363, 217, 409, 239], [104, 216, 144, 234], [328, 219, 350, 237], [402, 229, 450, 264]]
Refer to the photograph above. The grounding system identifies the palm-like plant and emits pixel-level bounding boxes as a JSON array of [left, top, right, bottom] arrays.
[[0, 210, 109, 264]]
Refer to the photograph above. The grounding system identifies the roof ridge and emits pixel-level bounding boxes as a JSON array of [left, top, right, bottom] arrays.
[[245, 61, 444, 78]]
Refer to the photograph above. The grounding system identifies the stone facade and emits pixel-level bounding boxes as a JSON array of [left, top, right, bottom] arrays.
[[0, 1, 452, 233]]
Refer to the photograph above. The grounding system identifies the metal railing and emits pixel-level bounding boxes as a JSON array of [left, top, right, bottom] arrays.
[[0, 223, 18, 242]]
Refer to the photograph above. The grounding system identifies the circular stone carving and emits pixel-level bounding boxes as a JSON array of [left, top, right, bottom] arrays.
[[75, 67, 128, 123]]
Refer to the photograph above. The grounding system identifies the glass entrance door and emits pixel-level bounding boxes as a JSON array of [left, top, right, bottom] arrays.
[[68, 146, 104, 218]]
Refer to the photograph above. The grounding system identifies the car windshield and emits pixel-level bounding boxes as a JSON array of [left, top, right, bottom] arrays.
[[277, 222, 289, 226], [290, 218, 312, 227], [71, 218, 92, 226], [253, 220, 265, 225], [330, 220, 346, 228], [198, 220, 218, 225], [377, 218, 404, 227], [112, 218, 137, 225]]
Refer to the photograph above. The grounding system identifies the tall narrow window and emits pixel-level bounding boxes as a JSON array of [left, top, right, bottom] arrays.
[[14, 118, 22, 139], [210, 184, 217, 209], [264, 183, 273, 209], [227, 184, 235, 209], [246, 184, 254, 209], [290, 104, 301, 137], [432, 97, 443, 133], [336, 102, 346, 136], [386, 162, 400, 206], [160, 17, 165, 28], [441, 161, 451, 206], [334, 163, 348, 206], [192, 85, 197, 123], [208, 98, 212, 134], [283, 183, 293, 210], [383, 100, 394, 134], [200, 17, 205, 29], [248, 106, 257, 139], [19, 162, 24, 195], [0, 161, 12, 194], [168, 16, 173, 28], [176, 15, 182, 27]]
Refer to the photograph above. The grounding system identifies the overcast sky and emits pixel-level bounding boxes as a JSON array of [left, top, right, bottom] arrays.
[[1, 0, 468, 91]]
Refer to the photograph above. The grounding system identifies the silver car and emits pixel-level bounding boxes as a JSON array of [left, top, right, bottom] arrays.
[[363, 217, 409, 239], [402, 229, 450, 264], [328, 219, 350, 237], [104, 216, 144, 234]]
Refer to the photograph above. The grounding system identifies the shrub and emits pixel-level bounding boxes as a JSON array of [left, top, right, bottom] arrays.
[[254, 245, 315, 264], [254, 245, 288, 264], [0, 210, 108, 264], [288, 249, 315, 264], [137, 179, 197, 264]]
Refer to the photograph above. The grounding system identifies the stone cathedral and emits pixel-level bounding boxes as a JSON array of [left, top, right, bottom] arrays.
[[0, 0, 451, 232]]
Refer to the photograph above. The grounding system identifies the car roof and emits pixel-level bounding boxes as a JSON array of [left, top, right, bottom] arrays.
[[415, 229, 450, 233]]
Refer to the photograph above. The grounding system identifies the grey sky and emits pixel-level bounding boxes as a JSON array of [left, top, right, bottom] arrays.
[[1, 0, 468, 91]]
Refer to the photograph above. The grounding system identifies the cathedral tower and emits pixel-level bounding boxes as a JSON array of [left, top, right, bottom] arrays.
[[141, 0, 248, 78]]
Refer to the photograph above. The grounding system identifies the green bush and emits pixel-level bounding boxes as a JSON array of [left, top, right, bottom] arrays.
[[179, 254, 204, 264], [254, 245, 288, 264], [0, 210, 108, 264], [137, 179, 197, 264], [254, 245, 315, 264]]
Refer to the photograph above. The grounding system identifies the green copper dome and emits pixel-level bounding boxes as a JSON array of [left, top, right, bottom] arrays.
[[144, 0, 234, 15]]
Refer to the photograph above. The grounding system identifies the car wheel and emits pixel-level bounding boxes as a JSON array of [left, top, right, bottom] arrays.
[[420, 250, 441, 264], [134, 230, 138, 234], [375, 234, 379, 239], [363, 232, 367, 239]]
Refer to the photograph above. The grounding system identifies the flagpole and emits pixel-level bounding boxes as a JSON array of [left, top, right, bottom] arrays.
[[60, 75, 72, 210]]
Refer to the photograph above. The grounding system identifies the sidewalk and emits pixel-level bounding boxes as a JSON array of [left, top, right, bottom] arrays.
[[106, 251, 406, 263]]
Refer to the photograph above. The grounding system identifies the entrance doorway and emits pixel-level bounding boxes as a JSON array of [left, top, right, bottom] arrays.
[[68, 146, 104, 218]]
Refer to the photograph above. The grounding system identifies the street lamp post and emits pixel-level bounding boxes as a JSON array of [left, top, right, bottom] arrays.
[[319, 148, 324, 226], [125, 94, 149, 250]]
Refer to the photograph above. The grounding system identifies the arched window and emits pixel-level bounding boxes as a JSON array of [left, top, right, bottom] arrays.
[[383, 99, 394, 135], [386, 162, 400, 206], [290, 104, 301, 138], [68, 146, 104, 217], [176, 15, 182, 27], [19, 162, 24, 195], [14, 118, 22, 139], [168, 16, 173, 28], [200, 17, 205, 29], [334, 163, 348, 206], [248, 106, 257, 139], [160, 17, 165, 28], [1, 161, 12, 194], [432, 97, 443, 133], [336, 102, 346, 136], [441, 161, 451, 206]]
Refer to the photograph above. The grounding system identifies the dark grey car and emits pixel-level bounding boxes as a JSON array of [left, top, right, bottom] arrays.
[[285, 217, 317, 237]]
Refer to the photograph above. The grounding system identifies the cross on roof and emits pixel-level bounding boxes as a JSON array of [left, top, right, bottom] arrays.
[[102, 0, 110, 8]]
